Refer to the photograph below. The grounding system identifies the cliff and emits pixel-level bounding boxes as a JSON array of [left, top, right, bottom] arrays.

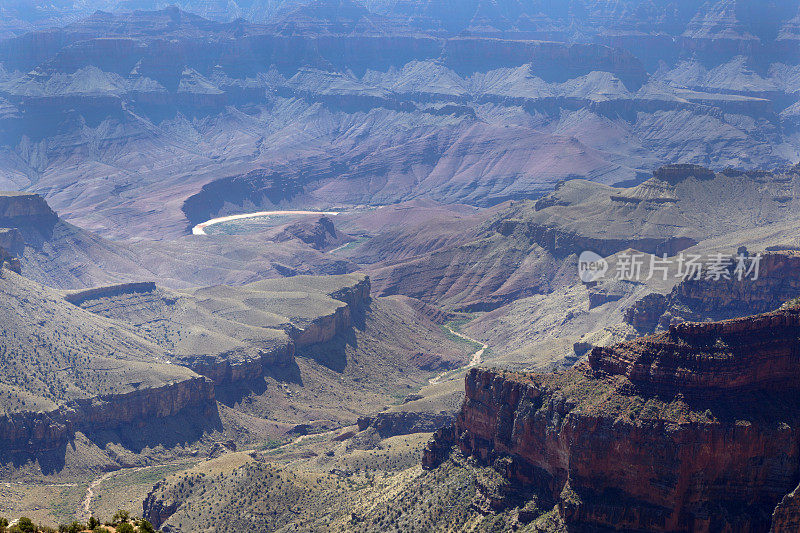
[[625, 251, 800, 331], [0, 375, 215, 458], [176, 343, 294, 384], [0, 244, 21, 274], [64, 281, 157, 305], [72, 274, 371, 384], [424, 304, 800, 531], [593, 304, 800, 393], [0, 192, 58, 231]]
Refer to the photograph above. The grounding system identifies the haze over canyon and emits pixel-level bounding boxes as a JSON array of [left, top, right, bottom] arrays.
[[1, 1, 800, 532]]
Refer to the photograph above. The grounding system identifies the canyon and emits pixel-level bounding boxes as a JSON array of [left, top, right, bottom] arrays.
[[0, 2, 799, 241], [423, 302, 800, 531], [3, 1, 800, 530]]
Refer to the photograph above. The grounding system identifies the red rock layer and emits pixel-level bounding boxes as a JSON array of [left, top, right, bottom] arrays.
[[593, 304, 800, 393], [425, 304, 800, 530], [625, 251, 800, 331]]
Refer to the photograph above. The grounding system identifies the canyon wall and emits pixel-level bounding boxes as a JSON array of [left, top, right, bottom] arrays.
[[64, 282, 157, 305], [0, 192, 58, 231], [176, 344, 295, 384], [625, 251, 800, 331], [0, 376, 215, 457], [425, 304, 800, 530], [71, 275, 371, 384]]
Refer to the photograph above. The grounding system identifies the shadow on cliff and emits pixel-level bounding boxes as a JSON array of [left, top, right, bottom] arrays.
[[0, 402, 223, 475], [632, 385, 800, 425], [84, 401, 223, 456], [0, 442, 69, 476], [215, 358, 305, 408], [295, 307, 366, 373]]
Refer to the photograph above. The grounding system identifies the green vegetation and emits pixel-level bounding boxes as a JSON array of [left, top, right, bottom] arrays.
[[0, 511, 161, 533], [440, 325, 483, 354], [328, 236, 370, 253]]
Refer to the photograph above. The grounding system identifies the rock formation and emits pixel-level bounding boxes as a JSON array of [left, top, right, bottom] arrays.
[[424, 302, 800, 530], [2, 6, 798, 240], [73, 274, 372, 384], [625, 251, 800, 331], [0, 192, 58, 231], [0, 376, 215, 457]]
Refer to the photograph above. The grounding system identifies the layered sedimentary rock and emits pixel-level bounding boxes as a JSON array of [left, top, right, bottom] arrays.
[[0, 192, 58, 230], [74, 274, 371, 383], [0, 268, 220, 466], [0, 376, 215, 456], [3, 6, 798, 241], [593, 305, 800, 393], [0, 244, 20, 274], [625, 251, 800, 331], [357, 410, 455, 439], [64, 281, 157, 305], [424, 303, 800, 531]]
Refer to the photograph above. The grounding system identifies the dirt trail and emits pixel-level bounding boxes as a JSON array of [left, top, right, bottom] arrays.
[[429, 326, 487, 385], [80, 470, 116, 521], [79, 461, 190, 522]]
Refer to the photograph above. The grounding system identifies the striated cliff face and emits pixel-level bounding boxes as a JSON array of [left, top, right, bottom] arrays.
[[0, 244, 21, 274], [593, 305, 800, 393], [0, 376, 215, 457], [0, 192, 58, 231], [73, 275, 372, 384], [425, 304, 800, 531], [177, 344, 294, 384], [772, 483, 800, 533], [64, 282, 157, 305], [357, 410, 454, 439], [492, 216, 697, 258], [625, 251, 800, 331]]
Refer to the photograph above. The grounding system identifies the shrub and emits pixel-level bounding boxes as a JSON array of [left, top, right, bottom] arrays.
[[17, 518, 35, 533], [137, 520, 156, 533], [116, 523, 134, 533], [87, 517, 100, 529], [65, 522, 84, 533], [111, 511, 130, 526]]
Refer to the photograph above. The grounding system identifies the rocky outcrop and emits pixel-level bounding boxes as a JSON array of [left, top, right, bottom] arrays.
[[0, 192, 58, 231], [772, 483, 800, 533], [0, 244, 21, 274], [492, 216, 697, 258], [623, 292, 669, 330], [358, 411, 454, 439], [291, 304, 353, 347], [64, 282, 157, 305], [177, 344, 294, 384], [593, 304, 800, 393], [625, 251, 800, 331], [0, 376, 215, 456], [425, 303, 800, 530], [652, 164, 717, 184], [290, 275, 370, 347], [274, 216, 350, 251], [328, 275, 370, 312], [668, 252, 800, 319], [143, 484, 179, 530], [0, 228, 23, 254]]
